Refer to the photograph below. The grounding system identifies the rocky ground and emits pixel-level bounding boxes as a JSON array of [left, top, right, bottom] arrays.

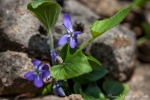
[[125, 60, 150, 100], [0, 0, 150, 100]]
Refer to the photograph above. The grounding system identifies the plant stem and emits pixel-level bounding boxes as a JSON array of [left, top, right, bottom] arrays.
[[48, 29, 54, 65], [80, 38, 95, 49], [48, 29, 54, 50]]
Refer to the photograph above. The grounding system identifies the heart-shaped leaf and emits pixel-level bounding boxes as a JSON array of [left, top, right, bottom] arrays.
[[59, 44, 78, 61], [51, 45, 92, 80], [27, 0, 61, 30]]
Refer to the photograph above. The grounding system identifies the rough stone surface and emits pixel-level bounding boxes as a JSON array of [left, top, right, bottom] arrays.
[[125, 61, 150, 100], [0, 94, 83, 100], [0, 0, 49, 52], [30, 94, 83, 100], [77, 0, 120, 17], [0, 51, 43, 96]]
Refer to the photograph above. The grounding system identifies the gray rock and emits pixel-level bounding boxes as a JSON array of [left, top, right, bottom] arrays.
[[0, 50, 43, 95], [0, 0, 49, 52]]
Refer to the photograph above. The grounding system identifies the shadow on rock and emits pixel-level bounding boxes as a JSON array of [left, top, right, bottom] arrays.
[[0, 31, 51, 61], [0, 31, 24, 52], [90, 42, 121, 81], [28, 34, 52, 61]]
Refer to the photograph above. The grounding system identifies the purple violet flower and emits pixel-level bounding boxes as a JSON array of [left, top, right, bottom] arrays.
[[50, 50, 57, 62], [53, 82, 66, 97], [24, 60, 50, 88], [58, 14, 82, 48]]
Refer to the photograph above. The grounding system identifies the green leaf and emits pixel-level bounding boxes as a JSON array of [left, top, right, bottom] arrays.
[[73, 66, 108, 84], [74, 82, 82, 94], [42, 83, 53, 96], [80, 92, 98, 100], [85, 54, 101, 67], [61, 80, 72, 95], [51, 46, 92, 80], [142, 22, 150, 39], [27, 0, 61, 30], [74, 83, 106, 100], [59, 44, 78, 61], [113, 84, 129, 100], [133, 0, 149, 7], [84, 84, 105, 99], [90, 5, 132, 38], [60, 45, 101, 67], [103, 80, 129, 100], [137, 37, 148, 45]]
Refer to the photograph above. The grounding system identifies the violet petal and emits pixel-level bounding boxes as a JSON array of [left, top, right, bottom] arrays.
[[58, 34, 69, 46], [53, 84, 59, 96], [24, 71, 35, 81], [42, 70, 50, 78], [63, 14, 73, 33], [42, 64, 49, 70], [50, 50, 57, 62], [74, 31, 82, 36], [34, 76, 43, 88], [53, 84, 65, 97], [38, 64, 44, 71], [38, 63, 49, 71], [70, 37, 77, 48], [57, 87, 66, 97], [31, 60, 41, 69]]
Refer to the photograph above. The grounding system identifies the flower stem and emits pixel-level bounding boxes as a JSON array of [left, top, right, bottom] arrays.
[[80, 38, 95, 50], [48, 29, 54, 50], [48, 29, 54, 65]]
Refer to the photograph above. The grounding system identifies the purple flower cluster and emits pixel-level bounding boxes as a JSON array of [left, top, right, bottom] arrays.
[[58, 14, 82, 48], [24, 60, 50, 88]]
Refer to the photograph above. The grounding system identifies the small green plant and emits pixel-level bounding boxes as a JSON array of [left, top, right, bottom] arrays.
[[137, 22, 150, 45], [24, 0, 131, 99], [133, 0, 149, 8]]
